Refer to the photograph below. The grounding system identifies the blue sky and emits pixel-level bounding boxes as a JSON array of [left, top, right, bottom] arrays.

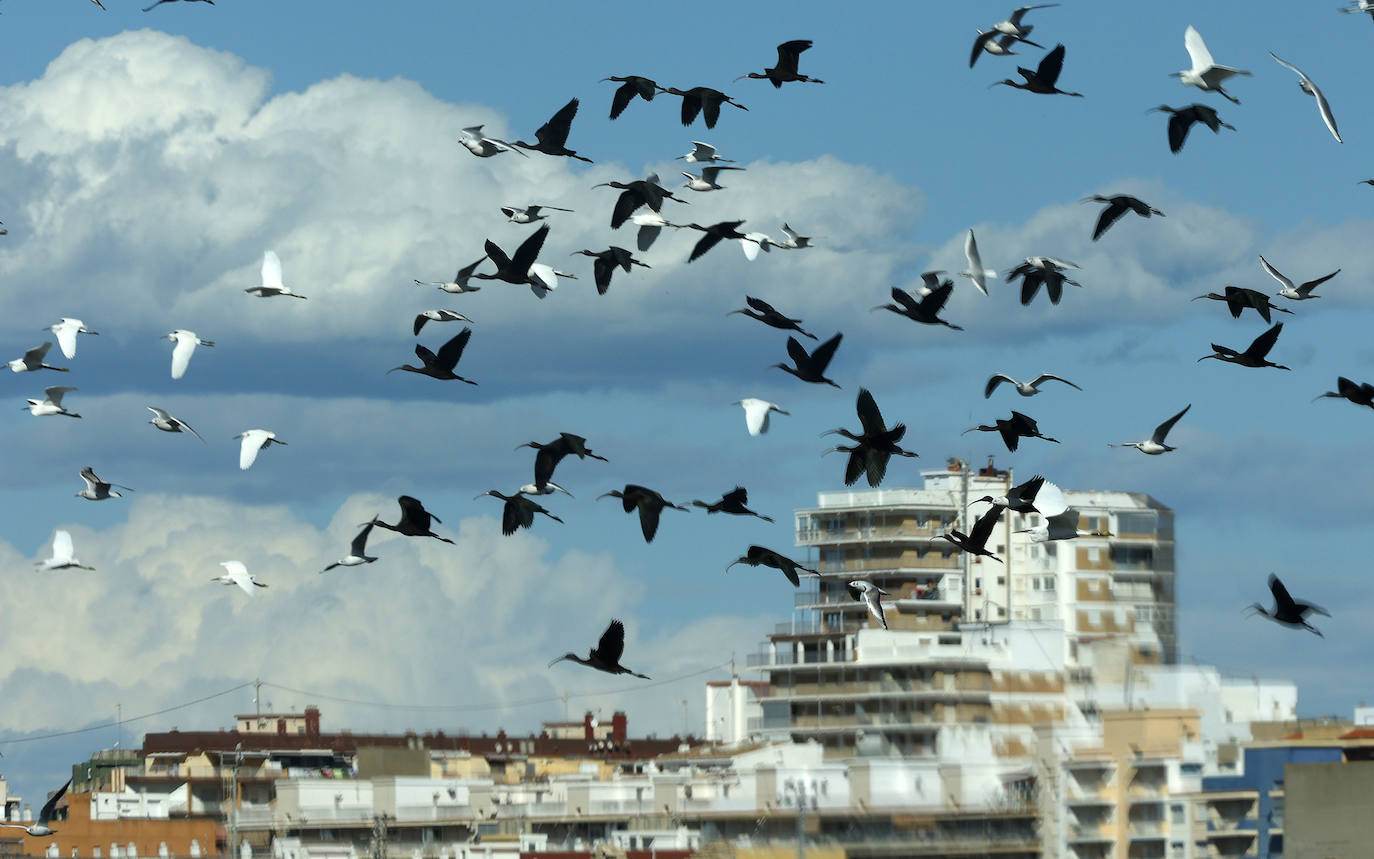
[[1, 0, 1373, 804]]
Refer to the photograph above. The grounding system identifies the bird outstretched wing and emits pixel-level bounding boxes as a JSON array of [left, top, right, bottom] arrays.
[[598, 619, 627, 665]]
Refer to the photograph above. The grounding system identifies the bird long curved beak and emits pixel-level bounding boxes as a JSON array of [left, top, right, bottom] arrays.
[[547, 655, 569, 668], [473, 492, 490, 501], [960, 427, 977, 435]]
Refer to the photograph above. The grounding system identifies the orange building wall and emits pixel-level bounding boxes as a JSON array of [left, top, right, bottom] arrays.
[[16, 794, 220, 858]]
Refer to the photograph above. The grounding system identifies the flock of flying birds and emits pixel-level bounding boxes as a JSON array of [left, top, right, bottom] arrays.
[[14, 1, 1357, 709]]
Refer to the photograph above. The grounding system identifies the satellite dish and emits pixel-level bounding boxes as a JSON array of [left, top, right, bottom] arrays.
[[590, 717, 599, 728]]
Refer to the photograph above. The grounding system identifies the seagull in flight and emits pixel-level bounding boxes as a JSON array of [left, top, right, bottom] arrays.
[[415, 256, 485, 294], [847, 580, 889, 630], [960, 229, 996, 295], [76, 467, 133, 501], [677, 141, 734, 163], [148, 407, 204, 442], [0, 778, 70, 835], [8, 342, 68, 373], [1260, 255, 1340, 301], [1270, 53, 1341, 143], [412, 309, 473, 336], [165, 330, 214, 380], [501, 204, 574, 224], [735, 398, 788, 436], [37, 531, 94, 572], [322, 521, 379, 573], [984, 373, 1081, 398], [1173, 26, 1250, 103], [143, 0, 214, 10], [1110, 404, 1191, 455], [246, 250, 306, 299], [234, 429, 287, 470], [26, 386, 80, 418], [212, 560, 267, 596], [49, 318, 98, 359], [458, 125, 526, 159]]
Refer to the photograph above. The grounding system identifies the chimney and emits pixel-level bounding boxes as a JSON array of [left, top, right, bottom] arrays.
[[583, 712, 594, 741], [304, 707, 321, 738], [611, 712, 627, 743]]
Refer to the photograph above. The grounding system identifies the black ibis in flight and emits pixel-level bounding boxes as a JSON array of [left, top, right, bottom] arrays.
[[735, 40, 825, 87], [1198, 322, 1290, 370], [517, 433, 609, 493], [1006, 257, 1081, 305], [1314, 376, 1374, 409], [728, 296, 816, 340], [473, 223, 551, 287], [726, 546, 818, 587], [962, 411, 1059, 452], [772, 333, 842, 388], [656, 85, 748, 129], [512, 98, 593, 162], [822, 388, 918, 488], [974, 474, 1067, 516], [691, 487, 773, 522], [476, 490, 564, 536], [369, 496, 453, 544], [1082, 194, 1165, 241], [321, 521, 379, 574], [601, 75, 660, 119], [598, 484, 689, 544], [593, 174, 689, 229], [1246, 574, 1329, 637], [871, 281, 963, 331], [1191, 285, 1292, 324], [1110, 403, 1191, 455], [1149, 104, 1235, 153], [571, 247, 651, 294], [388, 328, 477, 384], [940, 506, 1005, 564], [990, 44, 1083, 96], [684, 220, 757, 263], [549, 619, 650, 679]]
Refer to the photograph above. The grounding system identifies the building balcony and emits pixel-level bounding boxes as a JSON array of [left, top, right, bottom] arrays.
[[1126, 821, 1166, 839], [1065, 781, 1114, 805], [1068, 822, 1115, 842], [766, 682, 989, 702]]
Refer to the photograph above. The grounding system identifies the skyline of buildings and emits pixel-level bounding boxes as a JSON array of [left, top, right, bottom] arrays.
[[0, 463, 1364, 857]]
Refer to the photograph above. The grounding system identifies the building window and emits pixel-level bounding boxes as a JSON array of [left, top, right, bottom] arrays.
[[1171, 804, 1185, 824], [1045, 576, 1055, 591], [1087, 547, 1101, 562], [1032, 578, 1041, 590], [997, 607, 1006, 618], [996, 575, 1005, 585]]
